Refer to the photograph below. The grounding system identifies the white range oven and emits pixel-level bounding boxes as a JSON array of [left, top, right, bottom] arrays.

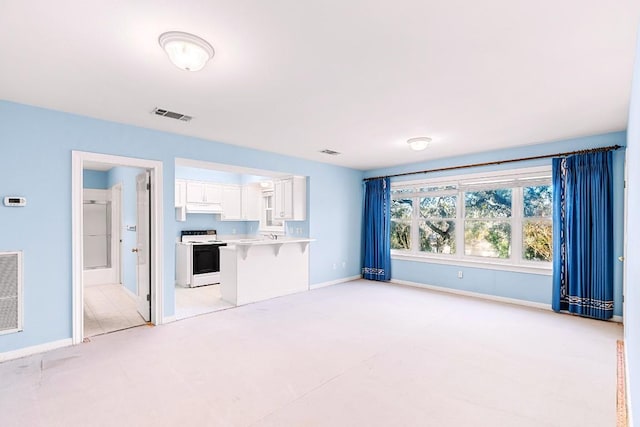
[[176, 230, 227, 287]]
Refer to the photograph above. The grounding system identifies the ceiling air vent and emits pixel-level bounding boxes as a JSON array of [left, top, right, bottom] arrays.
[[152, 108, 192, 122], [320, 149, 340, 156]]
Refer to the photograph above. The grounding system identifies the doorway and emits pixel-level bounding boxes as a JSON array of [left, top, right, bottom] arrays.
[[81, 167, 151, 337], [72, 152, 164, 345]]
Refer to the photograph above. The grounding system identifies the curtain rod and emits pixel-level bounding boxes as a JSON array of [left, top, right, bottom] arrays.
[[363, 144, 623, 182]]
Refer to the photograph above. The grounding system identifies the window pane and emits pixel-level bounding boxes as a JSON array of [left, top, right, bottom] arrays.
[[391, 198, 413, 220], [418, 184, 458, 193], [391, 221, 411, 250], [420, 195, 456, 218], [464, 221, 511, 258], [523, 220, 552, 261], [464, 189, 512, 219], [419, 221, 456, 254], [523, 185, 552, 217]]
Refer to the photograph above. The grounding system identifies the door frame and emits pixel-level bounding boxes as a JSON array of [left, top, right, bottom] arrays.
[[72, 151, 164, 345]]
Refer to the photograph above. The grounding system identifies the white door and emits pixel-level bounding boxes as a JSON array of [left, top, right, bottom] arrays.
[[135, 172, 151, 321]]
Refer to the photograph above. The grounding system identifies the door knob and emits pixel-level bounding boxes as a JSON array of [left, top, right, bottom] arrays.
[[618, 256, 624, 262], [132, 248, 139, 253]]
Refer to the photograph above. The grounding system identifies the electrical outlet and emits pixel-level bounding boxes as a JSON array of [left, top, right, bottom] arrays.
[[457, 270, 463, 279]]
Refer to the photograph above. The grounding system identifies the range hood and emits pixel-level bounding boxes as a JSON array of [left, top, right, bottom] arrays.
[[186, 203, 223, 214]]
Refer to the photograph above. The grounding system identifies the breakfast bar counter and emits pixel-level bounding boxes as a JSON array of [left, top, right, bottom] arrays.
[[219, 238, 314, 306]]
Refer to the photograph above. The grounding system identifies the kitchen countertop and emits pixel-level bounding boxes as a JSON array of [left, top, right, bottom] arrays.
[[222, 237, 315, 246]]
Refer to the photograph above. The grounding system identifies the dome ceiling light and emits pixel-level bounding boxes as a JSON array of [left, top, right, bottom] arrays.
[[407, 137, 431, 151], [158, 31, 214, 72]]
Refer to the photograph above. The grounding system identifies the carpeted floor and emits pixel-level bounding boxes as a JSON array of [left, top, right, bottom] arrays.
[[0, 280, 622, 426]]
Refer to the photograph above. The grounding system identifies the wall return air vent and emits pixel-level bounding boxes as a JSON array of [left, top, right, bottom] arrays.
[[0, 251, 22, 334], [152, 108, 192, 122]]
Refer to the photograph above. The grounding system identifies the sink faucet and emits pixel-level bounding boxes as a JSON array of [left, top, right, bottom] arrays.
[[269, 233, 278, 240]]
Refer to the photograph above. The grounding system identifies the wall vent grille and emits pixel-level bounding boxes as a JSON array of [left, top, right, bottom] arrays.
[[0, 252, 22, 334], [152, 108, 192, 122], [319, 149, 341, 156]]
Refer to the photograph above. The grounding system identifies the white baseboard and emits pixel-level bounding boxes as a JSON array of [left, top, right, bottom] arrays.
[[310, 275, 361, 290], [162, 315, 177, 324], [0, 338, 73, 363], [390, 279, 623, 323]]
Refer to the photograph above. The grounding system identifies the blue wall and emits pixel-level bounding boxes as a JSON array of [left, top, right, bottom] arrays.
[[82, 170, 109, 189], [0, 100, 363, 353], [624, 26, 640, 424], [365, 132, 627, 316]]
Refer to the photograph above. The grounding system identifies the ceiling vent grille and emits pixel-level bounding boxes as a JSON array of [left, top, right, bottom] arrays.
[[152, 108, 192, 122], [320, 149, 341, 156]]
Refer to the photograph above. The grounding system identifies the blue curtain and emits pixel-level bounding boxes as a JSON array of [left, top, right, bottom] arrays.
[[552, 151, 614, 320], [362, 178, 391, 281]]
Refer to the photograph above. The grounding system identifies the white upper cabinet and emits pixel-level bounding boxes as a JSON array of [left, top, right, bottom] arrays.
[[186, 181, 222, 204], [175, 179, 187, 207], [242, 184, 261, 221], [175, 179, 187, 222], [273, 176, 306, 220], [221, 185, 242, 221]]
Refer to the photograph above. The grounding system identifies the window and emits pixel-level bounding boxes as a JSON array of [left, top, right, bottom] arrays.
[[390, 166, 552, 272], [522, 185, 552, 262], [391, 198, 412, 250], [260, 190, 284, 233], [464, 189, 512, 258]]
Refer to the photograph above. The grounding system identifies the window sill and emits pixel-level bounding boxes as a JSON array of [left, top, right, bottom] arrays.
[[391, 252, 552, 276]]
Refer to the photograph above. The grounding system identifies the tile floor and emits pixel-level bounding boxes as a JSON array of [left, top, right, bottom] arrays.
[[175, 283, 235, 320], [83, 283, 146, 337], [1, 280, 623, 426]]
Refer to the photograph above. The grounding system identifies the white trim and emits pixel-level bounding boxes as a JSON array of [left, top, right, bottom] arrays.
[[72, 151, 164, 346], [391, 165, 553, 187], [163, 315, 177, 324], [310, 275, 361, 289], [0, 338, 72, 363], [392, 253, 552, 275], [390, 279, 623, 323]]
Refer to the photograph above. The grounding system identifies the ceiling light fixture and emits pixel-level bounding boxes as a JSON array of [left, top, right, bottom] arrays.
[[407, 137, 431, 151], [158, 31, 214, 72]]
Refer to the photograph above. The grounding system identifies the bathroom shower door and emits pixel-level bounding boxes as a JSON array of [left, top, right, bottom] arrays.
[[82, 189, 118, 286]]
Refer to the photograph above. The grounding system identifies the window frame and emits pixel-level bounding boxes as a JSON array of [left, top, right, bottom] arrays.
[[390, 166, 552, 275]]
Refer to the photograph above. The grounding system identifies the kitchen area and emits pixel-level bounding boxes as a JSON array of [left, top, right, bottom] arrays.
[[174, 160, 313, 319]]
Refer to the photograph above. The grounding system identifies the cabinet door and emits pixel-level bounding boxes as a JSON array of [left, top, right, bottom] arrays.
[[221, 186, 242, 220], [204, 183, 222, 204], [186, 182, 205, 203], [273, 178, 294, 219], [242, 184, 261, 221], [175, 180, 187, 207]]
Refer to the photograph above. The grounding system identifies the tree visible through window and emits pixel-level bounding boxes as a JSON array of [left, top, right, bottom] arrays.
[[391, 198, 412, 249], [389, 167, 552, 269], [419, 195, 456, 254], [523, 185, 552, 261], [464, 189, 512, 259]]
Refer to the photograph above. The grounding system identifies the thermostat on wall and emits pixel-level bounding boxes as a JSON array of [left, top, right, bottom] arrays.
[[4, 196, 26, 207]]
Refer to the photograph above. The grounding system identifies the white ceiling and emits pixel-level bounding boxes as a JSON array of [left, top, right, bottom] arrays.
[[1, 1, 639, 170]]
